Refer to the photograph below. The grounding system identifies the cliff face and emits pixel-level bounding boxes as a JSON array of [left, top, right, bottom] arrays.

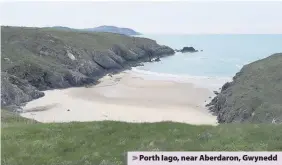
[[1, 26, 174, 107], [207, 53, 282, 124]]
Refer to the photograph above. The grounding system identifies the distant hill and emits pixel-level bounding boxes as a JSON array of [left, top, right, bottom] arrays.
[[49, 25, 141, 35], [50, 26, 74, 31], [84, 26, 141, 35]]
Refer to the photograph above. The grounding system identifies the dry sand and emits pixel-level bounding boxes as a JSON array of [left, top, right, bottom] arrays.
[[20, 71, 228, 125]]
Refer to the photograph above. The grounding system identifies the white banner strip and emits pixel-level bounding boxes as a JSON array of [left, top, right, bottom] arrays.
[[128, 152, 282, 165]]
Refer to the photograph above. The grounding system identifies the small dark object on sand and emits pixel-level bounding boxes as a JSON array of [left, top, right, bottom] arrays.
[[209, 96, 212, 99], [155, 57, 161, 62], [67, 109, 70, 111]]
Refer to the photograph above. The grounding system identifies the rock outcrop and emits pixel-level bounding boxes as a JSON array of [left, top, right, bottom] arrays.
[[1, 73, 44, 107], [175, 47, 198, 53], [1, 26, 174, 107], [207, 53, 282, 123]]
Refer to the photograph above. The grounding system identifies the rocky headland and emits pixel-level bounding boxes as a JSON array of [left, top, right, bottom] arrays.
[[1, 26, 174, 108], [207, 53, 282, 124]]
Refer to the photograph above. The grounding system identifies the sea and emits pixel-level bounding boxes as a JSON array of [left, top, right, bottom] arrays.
[[132, 34, 282, 89]]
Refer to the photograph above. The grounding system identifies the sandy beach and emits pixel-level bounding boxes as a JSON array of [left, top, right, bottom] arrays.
[[20, 70, 228, 125]]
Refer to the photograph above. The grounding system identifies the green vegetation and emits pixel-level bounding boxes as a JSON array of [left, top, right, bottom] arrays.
[[2, 26, 282, 165], [1, 110, 37, 127], [2, 111, 282, 165], [1, 26, 174, 107], [208, 53, 282, 123]]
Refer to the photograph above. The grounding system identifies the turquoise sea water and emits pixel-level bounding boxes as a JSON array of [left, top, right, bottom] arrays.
[[136, 34, 282, 78]]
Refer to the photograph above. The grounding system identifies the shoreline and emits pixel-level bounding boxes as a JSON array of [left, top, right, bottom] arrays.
[[130, 67, 232, 91], [20, 70, 228, 125]]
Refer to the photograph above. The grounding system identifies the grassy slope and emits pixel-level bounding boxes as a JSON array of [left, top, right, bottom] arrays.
[[1, 26, 156, 72], [2, 26, 172, 107], [2, 111, 282, 165], [208, 53, 282, 123]]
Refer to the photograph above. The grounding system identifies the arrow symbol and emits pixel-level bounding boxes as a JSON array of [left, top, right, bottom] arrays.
[[132, 156, 138, 160]]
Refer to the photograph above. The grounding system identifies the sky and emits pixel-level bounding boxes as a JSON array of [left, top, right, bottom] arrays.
[[1, 1, 282, 34]]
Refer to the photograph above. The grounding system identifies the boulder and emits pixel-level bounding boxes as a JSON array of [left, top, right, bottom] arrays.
[[175, 47, 199, 53], [180, 47, 198, 53]]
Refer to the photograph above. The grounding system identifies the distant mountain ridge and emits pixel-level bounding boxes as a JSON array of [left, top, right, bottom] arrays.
[[50, 25, 141, 35]]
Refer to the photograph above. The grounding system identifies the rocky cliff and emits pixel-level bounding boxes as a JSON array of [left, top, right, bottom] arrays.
[[1, 26, 174, 107], [207, 53, 282, 123]]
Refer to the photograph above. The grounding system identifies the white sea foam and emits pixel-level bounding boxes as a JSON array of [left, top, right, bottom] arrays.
[[235, 64, 243, 69], [129, 67, 232, 91]]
